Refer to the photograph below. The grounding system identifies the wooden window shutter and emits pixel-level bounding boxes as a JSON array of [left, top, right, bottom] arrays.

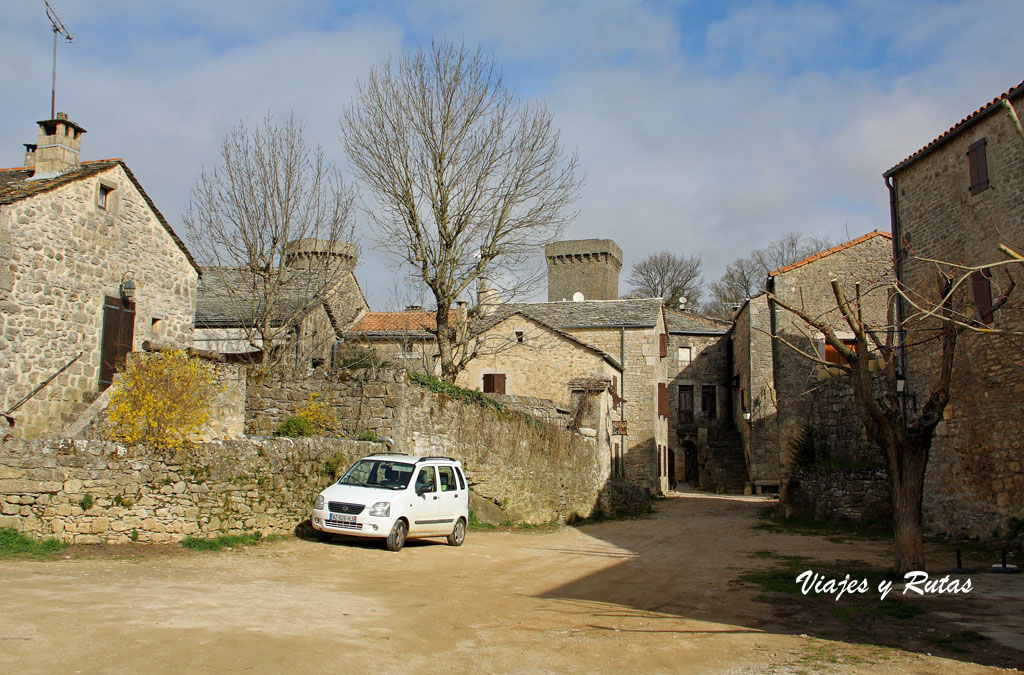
[[483, 373, 505, 394], [659, 333, 667, 358], [658, 383, 668, 417], [99, 296, 135, 391], [968, 138, 989, 195], [823, 342, 842, 365], [971, 269, 994, 324]]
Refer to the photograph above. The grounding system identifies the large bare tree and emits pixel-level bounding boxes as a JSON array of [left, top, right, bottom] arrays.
[[184, 113, 356, 372], [626, 251, 703, 307], [770, 256, 1018, 573], [342, 39, 582, 381], [704, 232, 833, 318]]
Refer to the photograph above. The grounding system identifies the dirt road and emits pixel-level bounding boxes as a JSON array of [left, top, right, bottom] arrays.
[[1, 491, 1019, 673]]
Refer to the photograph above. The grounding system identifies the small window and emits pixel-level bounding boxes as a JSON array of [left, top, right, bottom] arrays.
[[659, 333, 668, 358], [678, 346, 692, 365], [98, 184, 114, 209], [678, 385, 694, 424], [515, 331, 524, 344], [968, 138, 989, 196], [415, 467, 436, 494], [438, 466, 457, 492], [658, 383, 668, 417], [824, 339, 857, 365], [971, 268, 994, 324], [483, 373, 506, 394], [455, 466, 466, 491]]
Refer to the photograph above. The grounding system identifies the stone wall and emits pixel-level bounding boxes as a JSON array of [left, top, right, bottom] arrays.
[[733, 294, 780, 487], [786, 467, 891, 523], [0, 437, 373, 543], [807, 370, 886, 465], [0, 163, 198, 438], [246, 369, 622, 523], [890, 92, 1024, 538]]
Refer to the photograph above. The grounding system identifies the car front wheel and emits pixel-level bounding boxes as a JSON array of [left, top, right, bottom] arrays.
[[447, 518, 466, 547], [316, 528, 331, 543], [386, 519, 408, 552]]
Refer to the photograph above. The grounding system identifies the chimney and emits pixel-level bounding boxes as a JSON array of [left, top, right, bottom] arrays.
[[32, 112, 86, 176], [476, 275, 500, 317], [22, 144, 37, 168]]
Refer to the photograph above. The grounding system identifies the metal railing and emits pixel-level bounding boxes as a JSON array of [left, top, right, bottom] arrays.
[[2, 351, 83, 426]]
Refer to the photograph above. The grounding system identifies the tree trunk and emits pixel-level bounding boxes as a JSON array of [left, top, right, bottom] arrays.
[[435, 305, 456, 382], [889, 436, 929, 574]]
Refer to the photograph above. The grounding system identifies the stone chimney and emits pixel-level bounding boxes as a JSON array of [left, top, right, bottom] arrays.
[[476, 275, 500, 317], [31, 112, 86, 175]]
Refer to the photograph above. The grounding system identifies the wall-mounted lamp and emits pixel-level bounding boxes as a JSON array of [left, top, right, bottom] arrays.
[[742, 412, 751, 421], [119, 271, 136, 303]]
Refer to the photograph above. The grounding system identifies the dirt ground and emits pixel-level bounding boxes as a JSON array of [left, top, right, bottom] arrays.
[[1, 491, 1021, 674]]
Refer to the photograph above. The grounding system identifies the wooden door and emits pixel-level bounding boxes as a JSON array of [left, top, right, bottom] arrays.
[[99, 296, 135, 390]]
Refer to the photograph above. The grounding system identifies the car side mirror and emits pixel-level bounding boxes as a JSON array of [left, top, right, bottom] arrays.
[[416, 484, 430, 496]]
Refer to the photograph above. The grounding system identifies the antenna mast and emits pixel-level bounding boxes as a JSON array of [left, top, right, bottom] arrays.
[[44, 0, 74, 119]]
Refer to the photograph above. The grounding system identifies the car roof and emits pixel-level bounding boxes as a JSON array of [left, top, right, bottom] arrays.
[[359, 453, 461, 466]]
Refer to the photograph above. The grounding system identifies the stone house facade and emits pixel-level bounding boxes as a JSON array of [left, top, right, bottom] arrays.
[[731, 232, 894, 493], [883, 79, 1024, 537], [344, 307, 446, 373], [193, 240, 368, 369], [0, 114, 200, 438], [664, 308, 741, 492]]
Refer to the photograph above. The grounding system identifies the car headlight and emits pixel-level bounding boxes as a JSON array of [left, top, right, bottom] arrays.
[[369, 502, 390, 517], [314, 494, 324, 510]]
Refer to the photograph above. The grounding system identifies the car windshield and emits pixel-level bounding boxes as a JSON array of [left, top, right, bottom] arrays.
[[338, 459, 415, 490]]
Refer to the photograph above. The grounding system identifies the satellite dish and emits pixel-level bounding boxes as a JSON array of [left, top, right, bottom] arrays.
[[678, 296, 688, 310], [572, 292, 585, 302]]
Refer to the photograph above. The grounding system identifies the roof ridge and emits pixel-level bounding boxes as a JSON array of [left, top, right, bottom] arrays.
[[884, 79, 1024, 176], [0, 166, 31, 172], [770, 230, 892, 277]]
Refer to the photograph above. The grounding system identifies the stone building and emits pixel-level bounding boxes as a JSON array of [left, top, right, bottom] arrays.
[[545, 239, 622, 301], [470, 296, 670, 493], [0, 113, 200, 437], [664, 308, 741, 492], [731, 231, 894, 493], [883, 79, 1024, 537], [193, 239, 368, 368], [344, 306, 446, 373]]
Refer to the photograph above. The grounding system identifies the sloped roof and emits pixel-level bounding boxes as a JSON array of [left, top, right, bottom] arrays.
[[0, 159, 200, 274], [480, 297, 664, 331], [664, 307, 731, 334], [348, 310, 448, 339], [481, 311, 623, 371], [769, 230, 892, 277], [196, 267, 362, 330], [884, 79, 1024, 177]]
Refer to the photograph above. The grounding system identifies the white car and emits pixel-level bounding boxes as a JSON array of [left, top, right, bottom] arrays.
[[311, 453, 469, 551]]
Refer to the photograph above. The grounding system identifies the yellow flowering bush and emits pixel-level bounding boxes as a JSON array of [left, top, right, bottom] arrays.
[[294, 393, 337, 435], [107, 351, 221, 455]]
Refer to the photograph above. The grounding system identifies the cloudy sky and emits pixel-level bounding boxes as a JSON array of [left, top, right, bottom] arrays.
[[2, 0, 1022, 309]]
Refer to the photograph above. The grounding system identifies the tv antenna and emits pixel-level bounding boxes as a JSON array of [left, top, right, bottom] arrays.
[[44, 0, 74, 119]]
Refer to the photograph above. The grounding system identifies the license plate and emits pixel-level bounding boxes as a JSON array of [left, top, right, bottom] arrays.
[[329, 514, 356, 524]]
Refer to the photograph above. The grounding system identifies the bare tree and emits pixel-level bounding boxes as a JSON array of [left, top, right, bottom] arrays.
[[704, 232, 833, 318], [626, 251, 703, 307], [184, 113, 357, 373], [342, 39, 582, 382], [769, 256, 1018, 573]]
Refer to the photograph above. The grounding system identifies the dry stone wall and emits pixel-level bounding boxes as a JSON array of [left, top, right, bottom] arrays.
[[246, 369, 633, 523], [0, 437, 372, 543], [786, 467, 891, 523]]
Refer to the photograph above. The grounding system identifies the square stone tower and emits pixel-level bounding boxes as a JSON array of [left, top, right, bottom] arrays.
[[545, 239, 623, 301]]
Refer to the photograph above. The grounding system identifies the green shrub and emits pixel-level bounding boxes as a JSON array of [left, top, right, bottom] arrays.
[[78, 494, 94, 511], [277, 416, 314, 437], [409, 372, 503, 412], [0, 528, 65, 559], [355, 429, 378, 442]]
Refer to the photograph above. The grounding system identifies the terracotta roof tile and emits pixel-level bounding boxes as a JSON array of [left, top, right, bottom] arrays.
[[770, 230, 891, 277], [351, 310, 448, 334], [884, 79, 1024, 176]]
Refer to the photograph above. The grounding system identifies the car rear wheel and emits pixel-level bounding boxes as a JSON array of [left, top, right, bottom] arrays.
[[447, 518, 466, 546], [386, 519, 408, 552]]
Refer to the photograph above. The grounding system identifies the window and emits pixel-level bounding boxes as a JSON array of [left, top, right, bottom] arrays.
[[701, 385, 717, 421], [515, 331, 524, 343], [659, 333, 668, 358], [678, 346, 692, 366], [483, 373, 506, 394], [658, 383, 668, 417], [971, 268, 994, 324], [414, 467, 436, 493], [678, 385, 694, 424], [968, 138, 989, 195], [438, 466, 457, 492], [98, 183, 114, 209], [824, 339, 857, 365]]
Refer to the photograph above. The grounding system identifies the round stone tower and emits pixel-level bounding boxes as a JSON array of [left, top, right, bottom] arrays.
[[283, 239, 358, 271], [545, 239, 623, 302]]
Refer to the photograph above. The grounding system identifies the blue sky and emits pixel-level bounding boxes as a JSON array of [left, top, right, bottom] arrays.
[[2, 0, 1022, 309]]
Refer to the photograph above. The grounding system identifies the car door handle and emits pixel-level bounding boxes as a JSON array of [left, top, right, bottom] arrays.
[[432, 496, 438, 500]]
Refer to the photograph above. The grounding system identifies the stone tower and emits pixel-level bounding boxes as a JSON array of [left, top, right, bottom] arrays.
[[545, 239, 622, 302], [283, 239, 358, 272]]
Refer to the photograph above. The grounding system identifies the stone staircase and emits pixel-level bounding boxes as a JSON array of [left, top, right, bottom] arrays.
[[56, 390, 105, 438], [705, 426, 748, 494]]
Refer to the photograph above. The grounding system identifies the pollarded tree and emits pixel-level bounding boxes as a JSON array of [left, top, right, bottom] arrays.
[[342, 39, 582, 382], [626, 251, 703, 307]]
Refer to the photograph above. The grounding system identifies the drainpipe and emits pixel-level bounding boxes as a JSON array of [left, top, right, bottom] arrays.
[[886, 174, 909, 425], [619, 325, 626, 476]]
